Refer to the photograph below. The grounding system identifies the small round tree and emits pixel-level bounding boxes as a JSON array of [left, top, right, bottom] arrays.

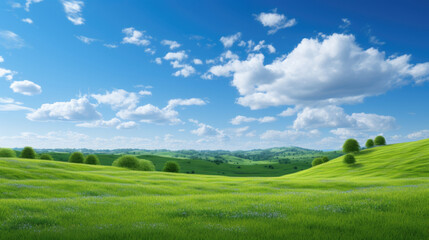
[[40, 153, 53, 160], [20, 146, 36, 159], [163, 161, 180, 173], [342, 139, 360, 153], [312, 158, 324, 166], [84, 154, 100, 165], [69, 152, 84, 163], [374, 136, 386, 146], [137, 159, 155, 171], [343, 154, 356, 164], [0, 148, 17, 158], [321, 156, 329, 163], [112, 155, 140, 169], [365, 139, 374, 148]]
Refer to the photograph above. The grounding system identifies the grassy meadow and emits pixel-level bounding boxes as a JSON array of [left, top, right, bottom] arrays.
[[0, 139, 428, 239]]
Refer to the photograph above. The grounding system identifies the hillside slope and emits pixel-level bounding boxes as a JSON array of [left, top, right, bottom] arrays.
[[289, 138, 429, 179]]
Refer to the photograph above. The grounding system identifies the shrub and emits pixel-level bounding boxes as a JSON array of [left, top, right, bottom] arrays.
[[312, 158, 324, 166], [84, 154, 100, 165], [40, 153, 53, 160], [69, 152, 84, 163], [342, 139, 360, 153], [374, 136, 386, 146], [0, 148, 17, 158], [321, 156, 329, 163], [137, 159, 155, 171], [343, 154, 356, 164], [20, 146, 36, 159], [112, 155, 140, 169], [163, 161, 180, 173], [365, 139, 374, 148]]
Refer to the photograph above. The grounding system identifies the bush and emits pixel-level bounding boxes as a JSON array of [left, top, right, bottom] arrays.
[[321, 156, 329, 163], [69, 152, 84, 163], [365, 139, 374, 148], [84, 154, 100, 165], [0, 148, 17, 158], [343, 154, 356, 164], [39, 153, 53, 160], [20, 146, 36, 159], [342, 139, 360, 153], [137, 159, 155, 171], [112, 155, 140, 169], [163, 161, 180, 173], [374, 136, 386, 146], [312, 158, 324, 166]]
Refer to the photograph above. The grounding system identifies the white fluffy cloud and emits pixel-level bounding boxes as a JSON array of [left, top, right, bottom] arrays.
[[76, 35, 96, 44], [0, 68, 16, 81], [116, 104, 180, 124], [122, 27, 150, 46], [0, 31, 25, 49], [161, 40, 181, 49], [10, 80, 42, 96], [166, 98, 206, 109], [0, 56, 3, 62], [255, 10, 296, 34], [92, 89, 139, 110], [22, 18, 33, 24], [116, 121, 137, 129], [164, 51, 188, 61], [208, 33, 429, 110], [278, 107, 298, 117], [253, 40, 276, 53], [189, 119, 225, 139], [76, 118, 121, 128], [61, 0, 85, 25], [169, 60, 195, 77], [230, 115, 276, 125], [220, 32, 241, 48], [294, 105, 396, 132], [27, 96, 101, 121], [193, 59, 203, 65], [155, 57, 162, 64]]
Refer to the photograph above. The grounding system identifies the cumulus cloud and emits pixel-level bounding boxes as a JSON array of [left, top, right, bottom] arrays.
[[207, 33, 429, 109], [27, 96, 101, 121], [170, 61, 195, 77], [0, 56, 3, 62], [193, 59, 203, 65], [138, 90, 152, 96], [22, 18, 33, 24], [0, 68, 16, 81], [220, 32, 241, 48], [76, 118, 121, 128], [76, 35, 96, 44], [61, 0, 85, 25], [164, 51, 188, 61], [166, 98, 206, 109], [189, 119, 225, 139], [10, 80, 42, 96], [116, 104, 180, 124], [155, 57, 162, 64], [278, 107, 298, 117], [253, 40, 276, 53], [339, 18, 351, 29], [230, 115, 276, 125], [294, 105, 396, 132], [122, 27, 151, 46], [116, 121, 137, 129], [161, 40, 181, 49], [0, 30, 25, 49], [255, 10, 296, 34], [91, 89, 139, 110]]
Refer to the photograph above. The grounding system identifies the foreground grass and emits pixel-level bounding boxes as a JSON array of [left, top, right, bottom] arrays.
[[0, 139, 428, 239]]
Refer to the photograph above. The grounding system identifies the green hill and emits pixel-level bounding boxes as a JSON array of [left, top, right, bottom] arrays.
[[290, 138, 429, 179], [0, 139, 427, 239]]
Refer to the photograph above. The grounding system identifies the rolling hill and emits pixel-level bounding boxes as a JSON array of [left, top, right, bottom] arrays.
[[0, 139, 427, 239]]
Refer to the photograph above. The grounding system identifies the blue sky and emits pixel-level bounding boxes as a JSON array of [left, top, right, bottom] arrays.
[[1, 0, 429, 150]]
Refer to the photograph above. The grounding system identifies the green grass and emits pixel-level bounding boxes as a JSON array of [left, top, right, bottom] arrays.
[[0, 139, 428, 239]]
